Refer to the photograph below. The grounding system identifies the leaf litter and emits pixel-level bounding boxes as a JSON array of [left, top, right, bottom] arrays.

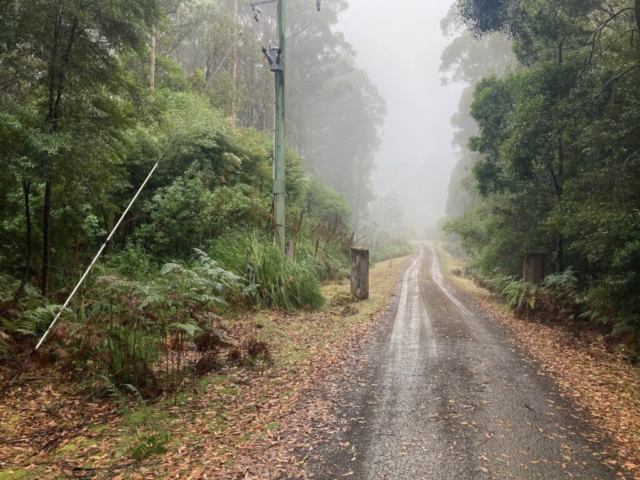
[[0, 257, 408, 479], [451, 272, 640, 480]]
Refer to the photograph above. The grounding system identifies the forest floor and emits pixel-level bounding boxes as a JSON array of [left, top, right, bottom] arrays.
[[0, 256, 408, 479]]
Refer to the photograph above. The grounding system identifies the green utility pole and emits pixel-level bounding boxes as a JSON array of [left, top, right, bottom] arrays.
[[273, 0, 286, 253], [253, 0, 320, 252]]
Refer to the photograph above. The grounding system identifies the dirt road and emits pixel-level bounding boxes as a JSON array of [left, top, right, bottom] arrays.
[[309, 244, 616, 479]]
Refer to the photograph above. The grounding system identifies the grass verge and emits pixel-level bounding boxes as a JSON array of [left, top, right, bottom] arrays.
[[0, 255, 409, 479]]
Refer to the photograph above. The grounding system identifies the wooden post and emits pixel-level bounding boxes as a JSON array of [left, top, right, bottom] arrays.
[[351, 247, 370, 300], [523, 254, 546, 284], [286, 240, 294, 260]]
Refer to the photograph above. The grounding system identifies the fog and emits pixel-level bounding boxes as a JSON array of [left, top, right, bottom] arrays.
[[340, 0, 464, 233]]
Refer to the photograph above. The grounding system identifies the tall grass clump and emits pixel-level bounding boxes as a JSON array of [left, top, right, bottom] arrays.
[[210, 231, 324, 310]]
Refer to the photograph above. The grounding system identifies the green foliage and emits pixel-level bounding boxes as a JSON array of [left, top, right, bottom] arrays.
[[484, 271, 577, 316], [106, 243, 155, 279], [98, 326, 160, 391], [304, 177, 352, 226], [0, 276, 62, 357], [541, 268, 578, 300], [444, 0, 640, 335], [130, 432, 170, 460], [211, 231, 325, 310], [370, 238, 413, 264], [440, 7, 515, 247], [143, 249, 242, 346], [457, 0, 520, 37], [0, 0, 381, 401], [0, 0, 367, 291], [504, 278, 537, 311]]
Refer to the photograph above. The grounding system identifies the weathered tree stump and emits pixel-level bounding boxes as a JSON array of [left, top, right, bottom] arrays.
[[351, 247, 369, 300], [523, 254, 546, 285]]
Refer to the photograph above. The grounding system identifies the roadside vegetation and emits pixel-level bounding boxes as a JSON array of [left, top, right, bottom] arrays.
[[0, 1, 414, 476], [440, 0, 640, 345], [0, 256, 408, 479], [439, 4, 640, 469], [0, 0, 411, 419]]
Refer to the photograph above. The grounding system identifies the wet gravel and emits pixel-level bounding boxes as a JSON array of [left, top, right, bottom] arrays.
[[307, 244, 618, 479]]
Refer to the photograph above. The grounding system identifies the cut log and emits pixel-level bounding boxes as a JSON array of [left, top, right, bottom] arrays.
[[351, 247, 370, 300], [523, 254, 546, 285]]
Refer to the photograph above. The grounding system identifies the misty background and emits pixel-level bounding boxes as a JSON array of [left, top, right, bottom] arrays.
[[0, 0, 468, 304], [341, 0, 464, 233]]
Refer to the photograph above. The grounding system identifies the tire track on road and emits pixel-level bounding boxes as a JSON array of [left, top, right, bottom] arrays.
[[309, 243, 617, 480]]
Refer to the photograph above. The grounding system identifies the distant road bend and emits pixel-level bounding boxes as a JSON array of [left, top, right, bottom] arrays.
[[312, 243, 615, 479]]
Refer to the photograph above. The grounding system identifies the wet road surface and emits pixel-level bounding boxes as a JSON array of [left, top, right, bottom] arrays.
[[310, 244, 616, 479]]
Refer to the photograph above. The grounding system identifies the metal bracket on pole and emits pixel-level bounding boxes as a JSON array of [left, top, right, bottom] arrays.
[[250, 0, 321, 252], [251, 0, 276, 21]]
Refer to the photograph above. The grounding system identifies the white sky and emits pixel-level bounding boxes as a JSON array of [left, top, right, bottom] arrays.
[[339, 0, 464, 230]]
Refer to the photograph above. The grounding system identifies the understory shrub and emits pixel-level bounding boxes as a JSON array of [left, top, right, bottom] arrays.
[[482, 268, 582, 321], [97, 325, 160, 393], [210, 231, 324, 310], [0, 276, 55, 358], [369, 237, 413, 263], [0, 250, 243, 397]]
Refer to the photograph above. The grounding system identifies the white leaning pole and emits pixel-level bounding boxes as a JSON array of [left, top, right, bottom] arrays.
[[34, 162, 159, 351]]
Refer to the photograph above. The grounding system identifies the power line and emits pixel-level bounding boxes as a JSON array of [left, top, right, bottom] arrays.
[[201, 31, 243, 95], [287, 20, 314, 41]]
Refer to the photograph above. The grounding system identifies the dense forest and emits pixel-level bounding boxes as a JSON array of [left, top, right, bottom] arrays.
[[0, 0, 411, 390], [442, 0, 640, 336]]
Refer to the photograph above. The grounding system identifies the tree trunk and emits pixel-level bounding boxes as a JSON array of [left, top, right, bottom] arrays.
[[557, 236, 564, 273], [558, 135, 564, 189], [231, 0, 239, 119], [523, 254, 545, 285], [150, 31, 156, 90], [557, 134, 564, 271], [21, 180, 32, 289], [74, 230, 80, 277], [41, 15, 78, 298], [350, 247, 370, 300], [42, 179, 52, 297], [635, 0, 640, 38], [0, 181, 32, 314]]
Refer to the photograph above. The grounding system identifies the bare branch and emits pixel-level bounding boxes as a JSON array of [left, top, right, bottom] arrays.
[[596, 63, 640, 97]]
